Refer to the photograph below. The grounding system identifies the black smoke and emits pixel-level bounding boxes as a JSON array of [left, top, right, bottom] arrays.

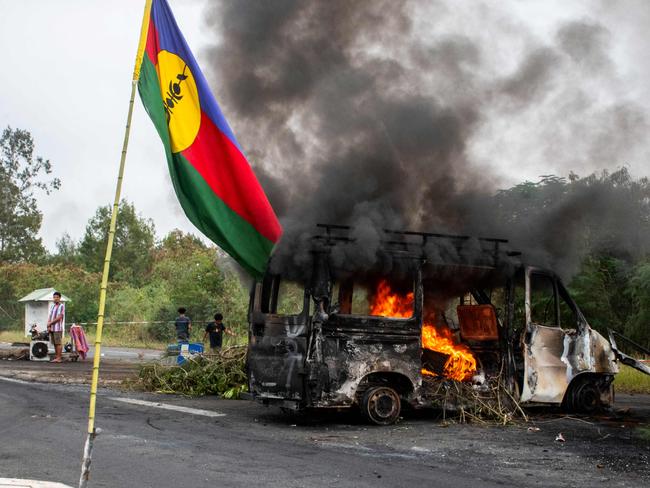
[[203, 1, 650, 279]]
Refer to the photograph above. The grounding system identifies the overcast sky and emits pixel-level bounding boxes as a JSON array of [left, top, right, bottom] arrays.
[[1, 0, 649, 251]]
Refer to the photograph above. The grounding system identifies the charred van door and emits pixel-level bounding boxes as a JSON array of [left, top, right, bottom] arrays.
[[248, 274, 310, 403], [520, 268, 575, 403]]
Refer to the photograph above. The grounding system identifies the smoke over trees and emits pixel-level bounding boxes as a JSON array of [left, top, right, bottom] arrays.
[[203, 1, 650, 277]]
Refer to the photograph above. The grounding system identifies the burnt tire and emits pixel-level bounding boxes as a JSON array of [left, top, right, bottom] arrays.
[[565, 378, 602, 414], [361, 386, 401, 425]]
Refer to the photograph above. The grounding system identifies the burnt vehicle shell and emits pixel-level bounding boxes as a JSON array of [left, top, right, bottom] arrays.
[[520, 267, 618, 410], [246, 226, 643, 424]]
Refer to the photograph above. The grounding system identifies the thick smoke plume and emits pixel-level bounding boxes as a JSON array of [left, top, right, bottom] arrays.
[[204, 1, 650, 280]]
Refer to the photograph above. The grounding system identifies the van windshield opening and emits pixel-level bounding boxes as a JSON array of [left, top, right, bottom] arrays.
[[260, 274, 305, 315]]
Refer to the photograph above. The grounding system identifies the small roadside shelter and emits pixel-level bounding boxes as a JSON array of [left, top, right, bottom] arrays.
[[18, 288, 70, 337]]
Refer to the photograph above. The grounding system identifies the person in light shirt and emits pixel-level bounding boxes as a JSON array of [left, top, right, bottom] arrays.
[[47, 291, 65, 362]]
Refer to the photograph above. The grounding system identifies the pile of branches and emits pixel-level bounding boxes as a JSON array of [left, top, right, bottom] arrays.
[[427, 373, 528, 425], [137, 345, 247, 398]]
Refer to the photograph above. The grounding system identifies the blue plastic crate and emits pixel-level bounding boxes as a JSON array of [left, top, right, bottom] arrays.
[[176, 342, 204, 365]]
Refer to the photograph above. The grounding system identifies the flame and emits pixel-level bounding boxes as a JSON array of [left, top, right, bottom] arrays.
[[421, 324, 477, 382], [369, 279, 477, 382], [369, 279, 414, 318]]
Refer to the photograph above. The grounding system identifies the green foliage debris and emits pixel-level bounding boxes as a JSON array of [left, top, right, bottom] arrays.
[[137, 346, 247, 398]]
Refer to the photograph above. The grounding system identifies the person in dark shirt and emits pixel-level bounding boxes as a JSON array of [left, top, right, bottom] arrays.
[[203, 313, 233, 350], [175, 307, 192, 342]]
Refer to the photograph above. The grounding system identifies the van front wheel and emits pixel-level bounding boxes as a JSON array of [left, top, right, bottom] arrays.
[[361, 386, 401, 425]]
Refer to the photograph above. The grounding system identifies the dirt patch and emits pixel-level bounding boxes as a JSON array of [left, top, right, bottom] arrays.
[[0, 358, 138, 386], [0, 348, 29, 361]]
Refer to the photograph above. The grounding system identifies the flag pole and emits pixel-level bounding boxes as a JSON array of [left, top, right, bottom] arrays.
[[79, 1, 152, 487]]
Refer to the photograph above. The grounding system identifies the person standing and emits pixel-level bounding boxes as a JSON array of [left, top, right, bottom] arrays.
[[203, 313, 234, 351], [175, 307, 192, 342], [47, 291, 65, 363]]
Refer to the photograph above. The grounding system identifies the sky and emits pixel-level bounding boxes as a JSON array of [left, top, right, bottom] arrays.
[[1, 0, 649, 251], [0, 0, 208, 250]]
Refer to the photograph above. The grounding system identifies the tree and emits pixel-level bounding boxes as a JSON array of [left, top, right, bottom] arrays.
[[79, 200, 156, 285], [491, 169, 650, 277], [0, 262, 102, 330], [626, 261, 650, 348], [151, 230, 249, 331], [0, 127, 59, 262], [54, 232, 81, 266], [567, 255, 633, 335], [158, 229, 207, 257]]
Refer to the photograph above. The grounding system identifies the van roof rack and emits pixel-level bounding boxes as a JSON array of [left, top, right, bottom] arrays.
[[313, 223, 521, 269]]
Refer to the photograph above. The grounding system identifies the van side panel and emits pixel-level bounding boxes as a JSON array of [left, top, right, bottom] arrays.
[[316, 316, 422, 407]]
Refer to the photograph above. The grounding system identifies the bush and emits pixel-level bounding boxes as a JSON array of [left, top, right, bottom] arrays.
[[105, 281, 171, 330], [147, 321, 175, 342]]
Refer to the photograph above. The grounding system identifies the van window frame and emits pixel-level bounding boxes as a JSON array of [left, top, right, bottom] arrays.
[[259, 273, 309, 318], [328, 268, 420, 322]]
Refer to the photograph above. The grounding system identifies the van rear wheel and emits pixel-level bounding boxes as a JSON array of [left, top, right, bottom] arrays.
[[361, 386, 401, 425], [566, 378, 602, 413]]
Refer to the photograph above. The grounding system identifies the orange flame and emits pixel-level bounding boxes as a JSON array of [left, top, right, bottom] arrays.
[[369, 280, 414, 318], [421, 324, 477, 382], [369, 279, 477, 382]]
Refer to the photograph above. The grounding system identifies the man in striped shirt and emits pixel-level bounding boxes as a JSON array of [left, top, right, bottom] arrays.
[[47, 291, 65, 363]]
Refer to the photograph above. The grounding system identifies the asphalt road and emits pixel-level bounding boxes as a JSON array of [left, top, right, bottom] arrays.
[[0, 377, 648, 488]]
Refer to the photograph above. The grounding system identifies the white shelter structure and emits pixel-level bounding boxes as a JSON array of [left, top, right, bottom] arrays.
[[18, 288, 70, 337]]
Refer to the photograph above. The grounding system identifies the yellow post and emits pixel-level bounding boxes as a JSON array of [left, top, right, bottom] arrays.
[[79, 2, 152, 487]]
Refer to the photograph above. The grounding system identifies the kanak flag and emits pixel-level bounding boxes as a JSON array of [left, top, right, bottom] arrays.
[[135, 0, 282, 277]]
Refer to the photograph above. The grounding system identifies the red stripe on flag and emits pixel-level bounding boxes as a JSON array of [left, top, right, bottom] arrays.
[[181, 112, 282, 243], [145, 16, 160, 66]]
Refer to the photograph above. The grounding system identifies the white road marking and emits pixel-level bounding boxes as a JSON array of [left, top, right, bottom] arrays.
[[0, 479, 72, 487], [0, 378, 226, 418], [109, 397, 226, 417], [0, 376, 32, 385]]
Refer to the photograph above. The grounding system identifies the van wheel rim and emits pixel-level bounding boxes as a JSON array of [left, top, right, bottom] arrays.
[[366, 387, 400, 423], [577, 384, 599, 411]]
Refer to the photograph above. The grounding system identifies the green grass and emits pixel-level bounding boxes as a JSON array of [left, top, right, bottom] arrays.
[[0, 328, 168, 349], [638, 426, 650, 441], [0, 329, 36, 344], [614, 364, 650, 394], [0, 326, 247, 350]]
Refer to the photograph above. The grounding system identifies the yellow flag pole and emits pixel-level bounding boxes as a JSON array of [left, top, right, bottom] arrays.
[[79, 1, 152, 487]]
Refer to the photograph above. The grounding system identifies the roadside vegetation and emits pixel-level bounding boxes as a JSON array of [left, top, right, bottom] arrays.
[[638, 426, 650, 441], [0, 228, 251, 347], [614, 365, 650, 394]]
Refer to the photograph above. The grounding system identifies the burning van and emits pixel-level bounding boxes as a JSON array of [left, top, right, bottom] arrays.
[[246, 225, 650, 424]]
